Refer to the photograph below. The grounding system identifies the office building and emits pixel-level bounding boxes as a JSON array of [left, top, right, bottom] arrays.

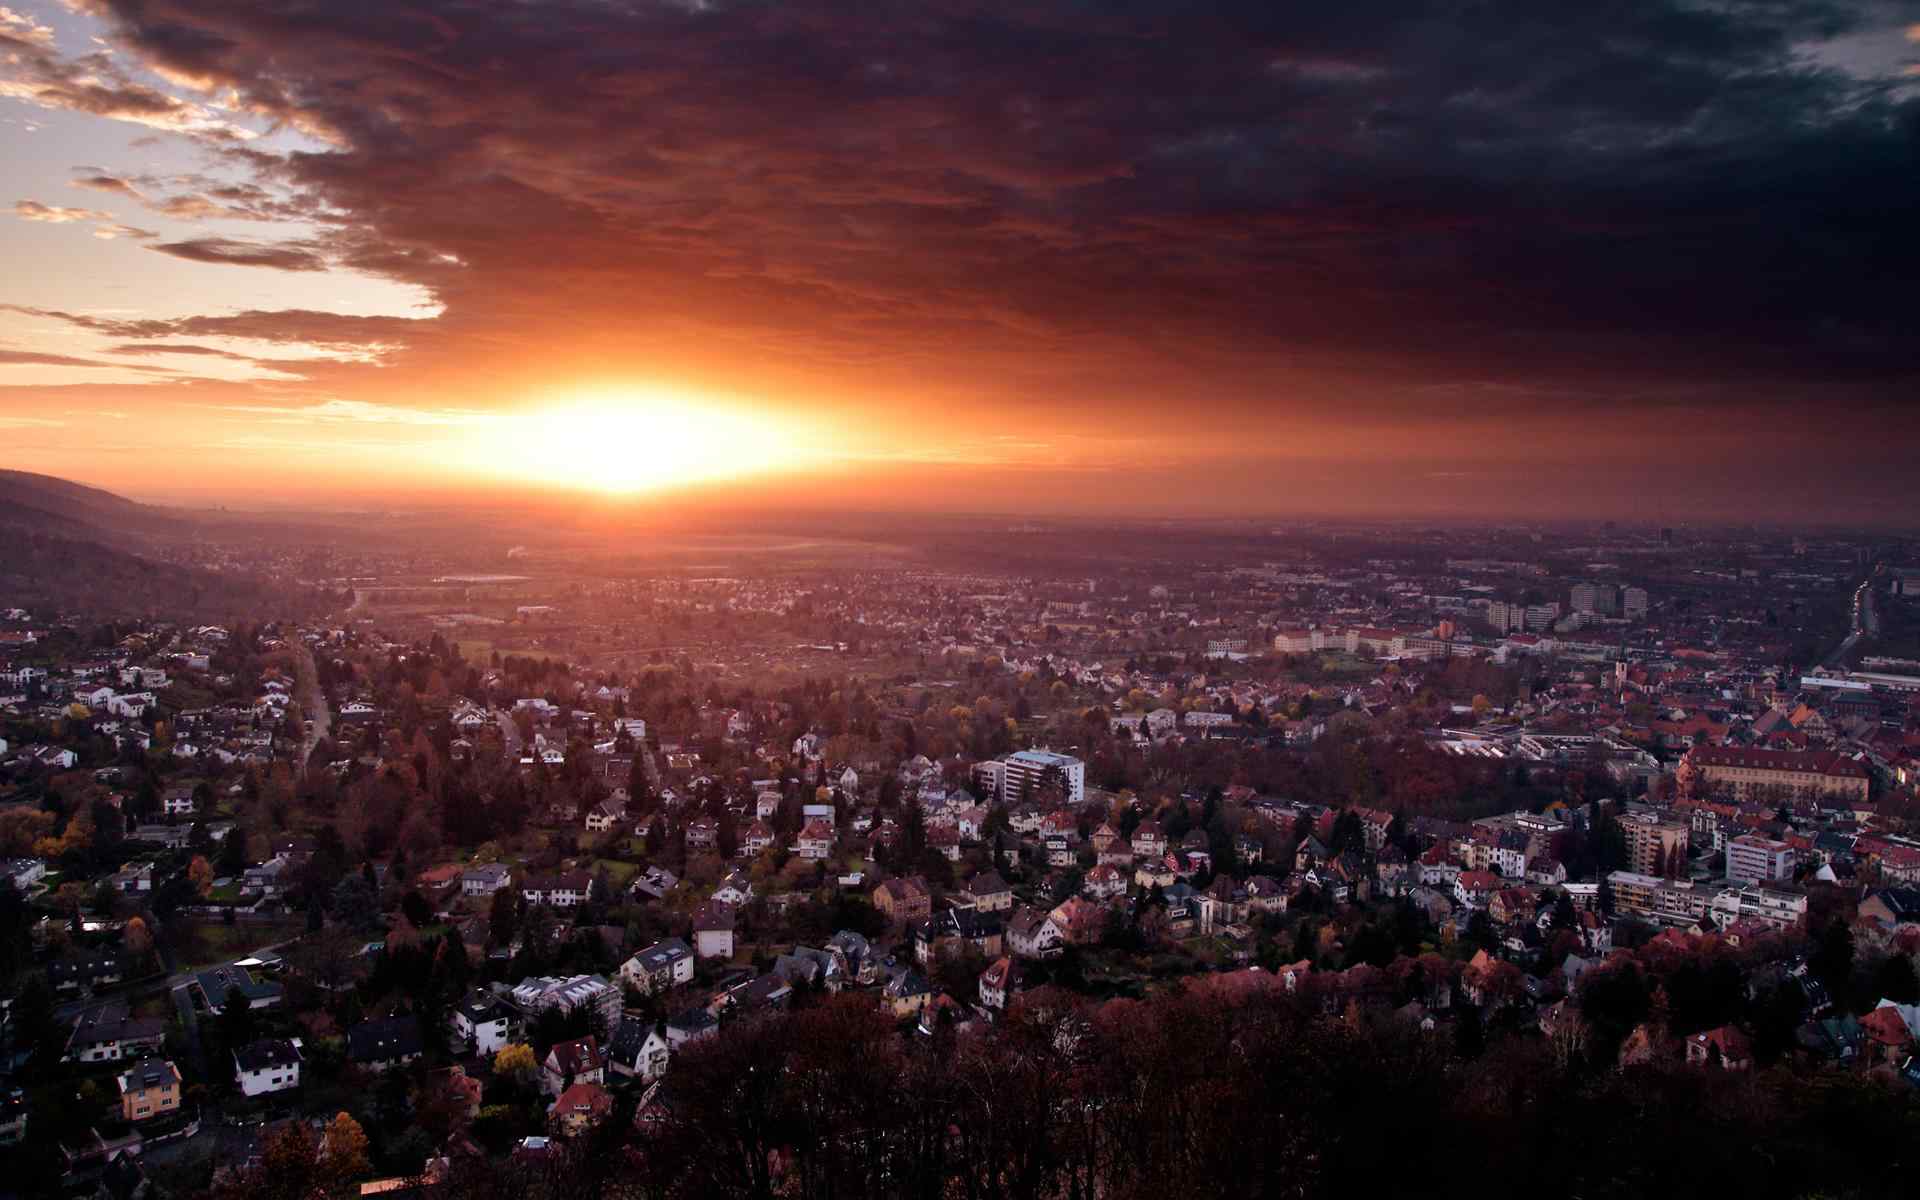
[[1725, 834, 1795, 887]]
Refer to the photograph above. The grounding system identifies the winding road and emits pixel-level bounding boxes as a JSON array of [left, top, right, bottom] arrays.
[[292, 642, 330, 766]]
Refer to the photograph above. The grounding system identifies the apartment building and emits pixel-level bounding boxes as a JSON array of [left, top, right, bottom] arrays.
[[1725, 834, 1796, 887]]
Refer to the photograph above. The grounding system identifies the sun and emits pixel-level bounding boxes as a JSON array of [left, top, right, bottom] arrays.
[[463, 391, 796, 494]]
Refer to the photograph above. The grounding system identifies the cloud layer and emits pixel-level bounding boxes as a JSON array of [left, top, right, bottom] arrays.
[[6, 1, 1918, 515]]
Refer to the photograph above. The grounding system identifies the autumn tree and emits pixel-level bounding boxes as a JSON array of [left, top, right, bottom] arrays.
[[122, 916, 153, 959], [319, 1112, 371, 1189], [494, 1042, 537, 1085]]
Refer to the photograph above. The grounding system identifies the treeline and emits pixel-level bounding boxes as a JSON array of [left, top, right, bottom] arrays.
[[409, 983, 1919, 1200]]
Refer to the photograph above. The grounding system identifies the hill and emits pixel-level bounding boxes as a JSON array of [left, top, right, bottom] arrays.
[[0, 471, 336, 621], [0, 470, 187, 544]]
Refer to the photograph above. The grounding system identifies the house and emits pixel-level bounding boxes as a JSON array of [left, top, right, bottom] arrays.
[[348, 1015, 425, 1072], [461, 864, 513, 898], [742, 820, 775, 856], [692, 901, 736, 959], [522, 872, 591, 908], [48, 950, 127, 994], [884, 968, 935, 1017], [1246, 875, 1289, 914], [608, 1017, 673, 1082], [620, 938, 695, 994], [712, 870, 754, 907], [685, 817, 719, 851], [451, 989, 516, 1056], [584, 799, 627, 834], [723, 973, 793, 1016], [874, 876, 932, 926], [1685, 1025, 1753, 1070], [1082, 864, 1127, 901], [1454, 870, 1498, 909], [0, 857, 45, 892], [66, 1003, 166, 1063], [631, 866, 679, 900], [978, 956, 1021, 1012], [109, 862, 156, 893], [665, 1007, 720, 1049], [160, 783, 198, 817], [931, 825, 963, 861], [912, 907, 1004, 965], [958, 870, 1013, 913], [508, 976, 623, 1027], [1859, 887, 1920, 930], [1006, 906, 1065, 959], [795, 818, 835, 860], [541, 1036, 606, 1097], [1131, 821, 1168, 859], [1049, 897, 1107, 945], [234, 1038, 303, 1096], [1134, 858, 1176, 890], [193, 964, 282, 1011], [117, 1059, 181, 1123], [548, 1081, 614, 1137]]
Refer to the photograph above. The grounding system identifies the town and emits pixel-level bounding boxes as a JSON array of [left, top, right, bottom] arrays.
[[3, 513, 1920, 1198]]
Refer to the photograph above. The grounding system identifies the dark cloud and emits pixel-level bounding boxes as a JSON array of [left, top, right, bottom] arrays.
[[69, 174, 144, 197], [107, 342, 254, 358], [0, 348, 172, 371], [5, 304, 430, 350], [36, 1, 1920, 483], [146, 236, 327, 270]]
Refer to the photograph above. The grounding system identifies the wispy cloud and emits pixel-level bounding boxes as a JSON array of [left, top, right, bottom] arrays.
[[215, 398, 498, 426], [13, 199, 112, 223]]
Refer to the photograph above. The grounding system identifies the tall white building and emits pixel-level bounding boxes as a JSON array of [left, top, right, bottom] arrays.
[[1725, 834, 1795, 887], [1571, 582, 1618, 616], [1623, 586, 1649, 620], [994, 749, 1085, 806]]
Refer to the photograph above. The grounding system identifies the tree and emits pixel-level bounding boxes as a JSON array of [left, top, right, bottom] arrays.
[[219, 988, 256, 1049], [122, 915, 153, 959], [330, 874, 382, 933], [218, 821, 248, 876], [188, 855, 214, 898], [494, 1042, 538, 1086], [400, 889, 434, 928], [1874, 953, 1919, 1005], [489, 887, 520, 947], [319, 1112, 371, 1188]]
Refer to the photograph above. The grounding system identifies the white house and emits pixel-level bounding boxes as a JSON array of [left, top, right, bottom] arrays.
[[451, 989, 515, 1056], [234, 1038, 303, 1097], [692, 902, 736, 959], [461, 863, 513, 897], [620, 938, 695, 994], [1006, 907, 1065, 959], [608, 1016, 673, 1082]]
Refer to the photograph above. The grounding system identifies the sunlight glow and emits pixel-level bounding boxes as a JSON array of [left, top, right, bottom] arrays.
[[459, 391, 801, 494]]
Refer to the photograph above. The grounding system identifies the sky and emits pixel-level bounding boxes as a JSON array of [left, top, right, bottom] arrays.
[[2, 1, 1918, 523]]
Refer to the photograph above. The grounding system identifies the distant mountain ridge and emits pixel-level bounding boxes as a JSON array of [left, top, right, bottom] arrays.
[[0, 470, 336, 620], [0, 469, 185, 543]]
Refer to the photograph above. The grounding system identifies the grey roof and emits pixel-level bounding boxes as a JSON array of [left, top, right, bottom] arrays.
[[118, 1058, 179, 1092], [347, 1015, 423, 1063], [234, 1038, 302, 1072], [195, 964, 282, 1009], [632, 937, 693, 971], [608, 1015, 663, 1065]]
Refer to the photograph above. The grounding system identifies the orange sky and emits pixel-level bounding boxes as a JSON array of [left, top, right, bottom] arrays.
[[4, 2, 1919, 523]]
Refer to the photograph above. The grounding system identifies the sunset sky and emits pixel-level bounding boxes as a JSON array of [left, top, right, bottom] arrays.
[[3, 2, 1917, 521]]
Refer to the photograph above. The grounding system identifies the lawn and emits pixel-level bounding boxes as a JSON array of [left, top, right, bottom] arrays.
[[593, 859, 640, 887], [176, 918, 305, 970]]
